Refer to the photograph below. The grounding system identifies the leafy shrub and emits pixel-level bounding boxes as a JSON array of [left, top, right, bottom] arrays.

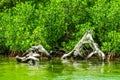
[[0, 0, 120, 55]]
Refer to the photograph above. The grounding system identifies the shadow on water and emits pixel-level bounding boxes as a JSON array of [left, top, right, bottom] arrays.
[[0, 56, 120, 80]]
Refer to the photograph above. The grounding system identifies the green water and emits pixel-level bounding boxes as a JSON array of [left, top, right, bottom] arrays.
[[0, 56, 120, 80]]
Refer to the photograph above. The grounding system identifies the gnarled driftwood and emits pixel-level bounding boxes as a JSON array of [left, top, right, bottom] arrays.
[[61, 30, 105, 61], [16, 44, 51, 64]]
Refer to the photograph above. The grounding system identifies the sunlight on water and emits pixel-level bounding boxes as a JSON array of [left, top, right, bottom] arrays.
[[0, 56, 120, 80]]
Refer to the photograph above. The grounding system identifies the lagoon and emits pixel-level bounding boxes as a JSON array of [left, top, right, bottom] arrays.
[[0, 56, 120, 80]]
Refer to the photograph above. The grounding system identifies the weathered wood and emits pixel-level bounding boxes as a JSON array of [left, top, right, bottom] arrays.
[[61, 30, 105, 61], [31, 44, 50, 56], [16, 44, 51, 64], [23, 44, 51, 60], [87, 42, 105, 60]]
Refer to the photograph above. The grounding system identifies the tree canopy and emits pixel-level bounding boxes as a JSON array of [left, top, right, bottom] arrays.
[[0, 0, 120, 55]]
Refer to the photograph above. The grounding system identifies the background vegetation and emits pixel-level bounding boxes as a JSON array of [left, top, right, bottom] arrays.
[[0, 0, 120, 56]]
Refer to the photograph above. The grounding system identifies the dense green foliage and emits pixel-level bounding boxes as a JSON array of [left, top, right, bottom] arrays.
[[0, 0, 120, 55]]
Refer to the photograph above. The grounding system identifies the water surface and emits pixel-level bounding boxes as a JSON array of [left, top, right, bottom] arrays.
[[0, 56, 120, 80]]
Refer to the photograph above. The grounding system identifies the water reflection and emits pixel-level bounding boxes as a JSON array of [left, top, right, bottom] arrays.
[[26, 59, 120, 76], [1, 57, 120, 80], [62, 60, 105, 73], [46, 59, 64, 73]]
